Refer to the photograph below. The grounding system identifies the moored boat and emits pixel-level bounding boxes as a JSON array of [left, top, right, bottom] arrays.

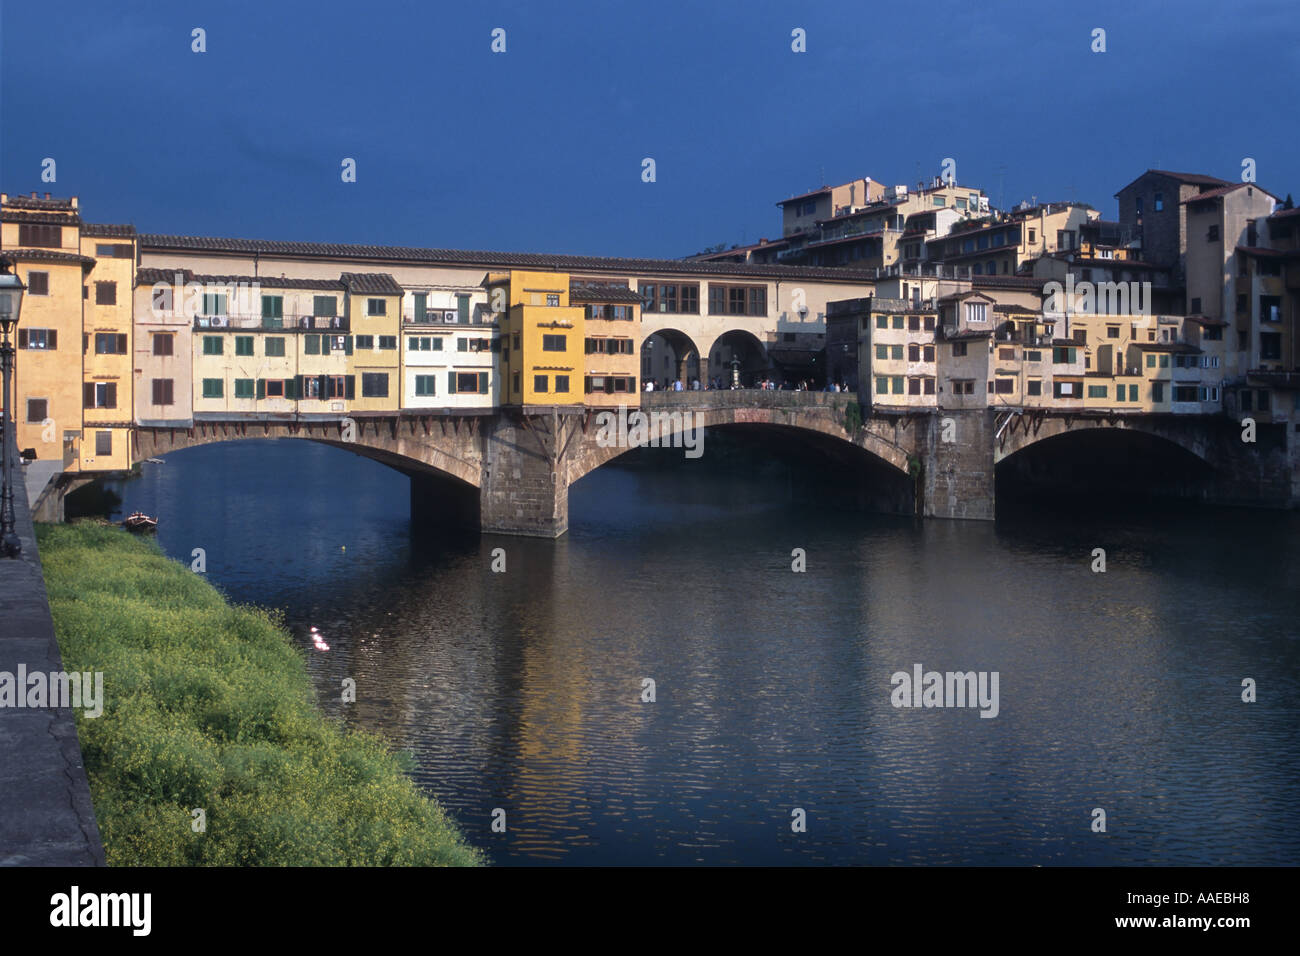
[[122, 512, 158, 533]]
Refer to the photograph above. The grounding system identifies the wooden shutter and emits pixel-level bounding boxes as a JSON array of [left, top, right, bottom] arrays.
[[478, 372, 488, 394], [413, 293, 426, 322], [152, 380, 162, 404], [345, 376, 355, 400], [447, 371, 456, 394], [16, 329, 27, 348], [48, 329, 57, 350], [256, 379, 265, 399], [105, 383, 117, 408], [83, 382, 94, 408], [116, 334, 127, 353]]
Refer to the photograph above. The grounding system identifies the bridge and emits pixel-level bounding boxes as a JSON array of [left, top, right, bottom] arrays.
[[106, 392, 1295, 536]]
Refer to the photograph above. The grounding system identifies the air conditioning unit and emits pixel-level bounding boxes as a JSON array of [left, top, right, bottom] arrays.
[[211, 316, 228, 328], [444, 310, 458, 322], [330, 402, 344, 412], [197, 317, 211, 328]]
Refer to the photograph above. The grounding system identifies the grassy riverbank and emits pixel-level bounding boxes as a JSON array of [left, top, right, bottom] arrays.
[[34, 521, 483, 866]]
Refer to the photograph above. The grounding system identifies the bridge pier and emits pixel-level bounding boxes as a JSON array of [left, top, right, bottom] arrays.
[[919, 408, 996, 521], [478, 414, 571, 538]]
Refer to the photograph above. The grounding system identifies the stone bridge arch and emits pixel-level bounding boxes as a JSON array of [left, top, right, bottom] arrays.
[[993, 411, 1217, 466], [639, 327, 704, 389], [701, 329, 768, 388], [566, 394, 916, 487]]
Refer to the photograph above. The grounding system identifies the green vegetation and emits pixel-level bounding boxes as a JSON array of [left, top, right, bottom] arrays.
[[844, 400, 864, 434], [35, 521, 483, 866]]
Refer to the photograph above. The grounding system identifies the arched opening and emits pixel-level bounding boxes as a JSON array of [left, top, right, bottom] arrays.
[[707, 330, 768, 389], [996, 428, 1216, 514], [571, 420, 915, 530], [640, 328, 702, 391]]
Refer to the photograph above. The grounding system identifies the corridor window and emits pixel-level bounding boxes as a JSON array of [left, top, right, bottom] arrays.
[[361, 372, 389, 398], [708, 283, 766, 316]]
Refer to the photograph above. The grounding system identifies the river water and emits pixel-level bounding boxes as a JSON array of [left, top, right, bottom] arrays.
[[92, 436, 1299, 865]]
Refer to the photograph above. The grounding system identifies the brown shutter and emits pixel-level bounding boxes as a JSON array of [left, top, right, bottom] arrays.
[[105, 383, 117, 408], [84, 383, 95, 408], [17, 329, 27, 348]]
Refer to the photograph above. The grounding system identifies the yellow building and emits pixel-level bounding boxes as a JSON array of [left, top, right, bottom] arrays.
[[342, 273, 404, 414], [489, 270, 585, 406], [570, 278, 641, 406], [0, 192, 134, 471]]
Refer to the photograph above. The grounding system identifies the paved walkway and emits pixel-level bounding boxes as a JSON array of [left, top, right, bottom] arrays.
[[0, 433, 103, 866]]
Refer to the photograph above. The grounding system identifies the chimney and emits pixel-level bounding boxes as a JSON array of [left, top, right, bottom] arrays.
[[44, 192, 51, 200], [30, 191, 37, 199]]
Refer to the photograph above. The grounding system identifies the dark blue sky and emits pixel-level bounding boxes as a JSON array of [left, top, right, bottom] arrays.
[[2, 0, 1296, 258]]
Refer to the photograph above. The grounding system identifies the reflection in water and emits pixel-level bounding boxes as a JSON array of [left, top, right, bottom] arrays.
[[93, 437, 1300, 865]]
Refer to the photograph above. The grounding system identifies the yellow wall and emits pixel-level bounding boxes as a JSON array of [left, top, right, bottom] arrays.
[[346, 290, 402, 412]]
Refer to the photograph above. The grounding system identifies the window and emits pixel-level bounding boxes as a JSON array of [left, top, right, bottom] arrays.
[[908, 315, 921, 332], [203, 336, 223, 355], [924, 316, 935, 331], [993, 378, 1014, 394], [202, 378, 223, 399], [923, 345, 934, 362], [1027, 350, 1041, 363], [355, 335, 375, 350], [542, 334, 566, 352], [415, 375, 437, 397], [708, 284, 766, 316], [94, 282, 117, 306], [1129, 384, 1139, 402], [534, 374, 548, 393], [151, 379, 174, 405], [875, 315, 887, 329], [998, 347, 1015, 361], [1028, 229, 1036, 243], [1106, 326, 1119, 338], [262, 296, 284, 325], [17, 328, 57, 350], [265, 337, 285, 357], [891, 375, 903, 394], [1053, 381, 1077, 398], [1151, 382, 1164, 402], [892, 315, 904, 329], [234, 379, 255, 399], [544, 293, 560, 307], [965, 302, 987, 323], [93, 333, 127, 354], [361, 373, 389, 398], [83, 382, 117, 408], [875, 345, 888, 360], [890, 345, 903, 360], [379, 335, 397, 350], [18, 223, 60, 247], [952, 342, 968, 357], [202, 293, 227, 316], [305, 334, 320, 355], [908, 344, 920, 362], [1260, 295, 1281, 322], [26, 398, 48, 423], [1052, 346, 1077, 364], [26, 271, 49, 296], [265, 380, 285, 398], [458, 295, 471, 323], [235, 336, 254, 356], [1027, 380, 1042, 396], [1240, 390, 1253, 411], [875, 376, 889, 394], [555, 375, 569, 393], [314, 295, 337, 317], [1088, 385, 1108, 398], [1261, 333, 1282, 360], [95, 431, 112, 456], [367, 298, 387, 316], [149, 332, 173, 356], [924, 378, 935, 395], [1173, 385, 1198, 403], [1207, 224, 1219, 241], [1153, 192, 1164, 212]]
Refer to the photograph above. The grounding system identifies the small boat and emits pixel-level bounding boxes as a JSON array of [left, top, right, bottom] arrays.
[[122, 512, 158, 533]]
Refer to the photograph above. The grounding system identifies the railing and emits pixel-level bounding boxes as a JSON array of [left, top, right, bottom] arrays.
[[193, 314, 346, 331]]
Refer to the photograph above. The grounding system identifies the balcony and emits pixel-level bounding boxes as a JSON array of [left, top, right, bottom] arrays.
[[193, 314, 346, 331]]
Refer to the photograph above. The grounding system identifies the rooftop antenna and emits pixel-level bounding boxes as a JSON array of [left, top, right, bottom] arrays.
[[998, 164, 1006, 212], [818, 165, 825, 188]]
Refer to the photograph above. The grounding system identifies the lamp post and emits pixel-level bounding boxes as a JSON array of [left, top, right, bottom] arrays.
[[0, 262, 25, 558]]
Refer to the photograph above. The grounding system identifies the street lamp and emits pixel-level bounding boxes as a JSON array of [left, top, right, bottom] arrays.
[[0, 261, 25, 558]]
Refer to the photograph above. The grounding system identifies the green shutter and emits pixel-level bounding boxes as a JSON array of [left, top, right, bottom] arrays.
[[344, 336, 353, 355], [305, 335, 319, 355], [478, 371, 488, 393], [448, 371, 456, 394], [457, 294, 470, 323], [256, 379, 265, 399], [413, 293, 426, 322], [345, 376, 355, 400]]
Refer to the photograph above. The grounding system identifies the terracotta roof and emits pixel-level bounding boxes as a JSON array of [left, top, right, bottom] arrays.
[[0, 248, 95, 267], [1, 194, 78, 211], [993, 304, 1038, 314], [138, 233, 885, 283], [568, 281, 641, 303], [83, 223, 137, 238], [1183, 314, 1229, 327], [776, 187, 831, 207], [1114, 169, 1232, 195], [339, 272, 403, 295], [945, 330, 992, 342], [1235, 245, 1299, 259], [972, 275, 1044, 290], [1135, 341, 1201, 353], [1268, 206, 1300, 219], [1, 209, 82, 226], [1182, 183, 1278, 205]]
